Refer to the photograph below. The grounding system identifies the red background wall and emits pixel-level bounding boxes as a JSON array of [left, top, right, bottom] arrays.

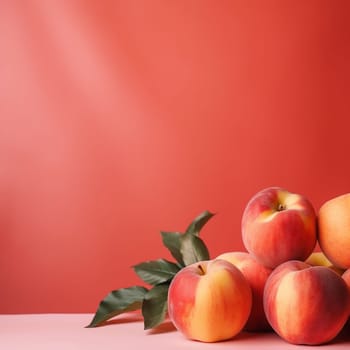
[[1, 1, 350, 313]]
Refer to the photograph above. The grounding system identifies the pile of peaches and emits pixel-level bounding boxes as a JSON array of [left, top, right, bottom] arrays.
[[167, 187, 350, 345]]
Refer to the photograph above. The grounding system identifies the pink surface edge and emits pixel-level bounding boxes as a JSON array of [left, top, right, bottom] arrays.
[[1, 313, 349, 350]]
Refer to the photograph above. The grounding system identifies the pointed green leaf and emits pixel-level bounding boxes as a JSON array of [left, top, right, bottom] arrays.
[[86, 286, 148, 327], [133, 259, 181, 286], [180, 234, 210, 266], [160, 231, 185, 266], [185, 210, 215, 236], [142, 283, 169, 330]]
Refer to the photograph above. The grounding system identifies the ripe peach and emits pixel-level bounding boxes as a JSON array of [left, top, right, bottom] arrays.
[[343, 268, 350, 317], [305, 251, 345, 275], [242, 187, 317, 268], [318, 193, 350, 269], [264, 260, 350, 345], [167, 259, 252, 342], [216, 251, 272, 331]]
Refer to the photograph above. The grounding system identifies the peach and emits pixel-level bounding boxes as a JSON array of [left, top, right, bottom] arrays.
[[343, 268, 350, 317], [318, 193, 350, 269], [167, 259, 252, 342], [305, 251, 344, 275], [264, 260, 350, 345], [216, 251, 272, 331], [241, 187, 317, 268]]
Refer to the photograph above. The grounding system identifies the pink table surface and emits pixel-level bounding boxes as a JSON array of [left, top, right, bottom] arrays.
[[1, 313, 349, 350]]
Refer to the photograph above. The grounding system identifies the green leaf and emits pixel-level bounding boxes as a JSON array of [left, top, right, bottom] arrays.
[[142, 283, 169, 330], [86, 286, 148, 327], [180, 233, 210, 266], [185, 210, 215, 236], [133, 259, 181, 285], [160, 231, 185, 266]]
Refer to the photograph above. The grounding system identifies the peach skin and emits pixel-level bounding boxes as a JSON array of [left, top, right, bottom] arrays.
[[167, 259, 252, 342]]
